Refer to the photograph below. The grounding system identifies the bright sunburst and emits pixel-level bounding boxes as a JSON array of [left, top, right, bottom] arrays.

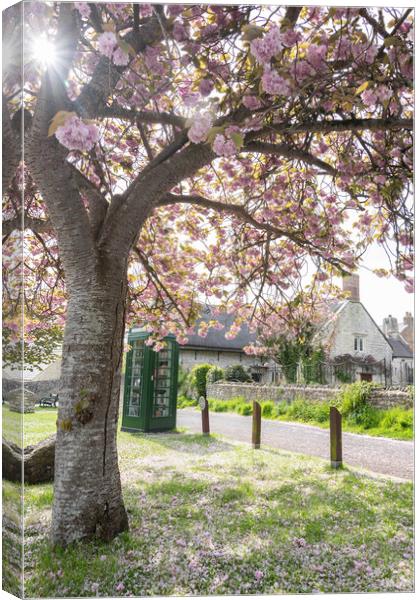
[[31, 36, 56, 67]]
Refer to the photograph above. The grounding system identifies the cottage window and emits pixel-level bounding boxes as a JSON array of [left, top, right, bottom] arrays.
[[354, 336, 364, 351]]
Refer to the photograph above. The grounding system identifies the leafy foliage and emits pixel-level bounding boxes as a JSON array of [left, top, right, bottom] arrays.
[[2, 325, 63, 371], [190, 364, 213, 398], [177, 366, 193, 399], [206, 365, 225, 385], [224, 364, 252, 382]]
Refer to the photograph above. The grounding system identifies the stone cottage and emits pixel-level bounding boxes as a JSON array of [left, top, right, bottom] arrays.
[[382, 313, 414, 384], [314, 275, 413, 385], [314, 275, 391, 384]]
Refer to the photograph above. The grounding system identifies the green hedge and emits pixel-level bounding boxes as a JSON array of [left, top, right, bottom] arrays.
[[224, 364, 252, 382], [206, 365, 225, 385], [190, 363, 213, 398]]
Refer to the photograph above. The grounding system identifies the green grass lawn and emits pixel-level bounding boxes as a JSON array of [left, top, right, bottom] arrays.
[[3, 405, 58, 446], [2, 405, 414, 596], [1, 404, 414, 597]]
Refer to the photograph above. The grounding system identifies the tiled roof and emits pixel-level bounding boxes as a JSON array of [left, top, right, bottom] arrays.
[[387, 337, 413, 359], [184, 307, 256, 351]]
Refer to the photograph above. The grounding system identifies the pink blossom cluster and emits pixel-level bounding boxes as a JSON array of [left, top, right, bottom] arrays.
[[197, 322, 209, 337], [261, 69, 291, 96], [250, 26, 283, 64], [106, 4, 129, 19], [97, 32, 129, 66], [281, 29, 301, 47], [198, 79, 214, 96], [306, 44, 328, 69], [139, 4, 153, 18], [242, 95, 262, 110], [173, 20, 189, 41], [144, 46, 165, 75], [212, 134, 237, 157], [55, 115, 100, 151], [76, 3, 91, 19], [167, 5, 185, 18], [225, 322, 241, 340], [187, 112, 213, 144], [361, 86, 393, 107]]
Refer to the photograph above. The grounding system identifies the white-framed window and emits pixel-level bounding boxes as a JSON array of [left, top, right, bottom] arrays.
[[354, 336, 364, 351]]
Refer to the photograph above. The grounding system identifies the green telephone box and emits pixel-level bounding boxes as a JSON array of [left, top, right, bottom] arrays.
[[122, 331, 179, 432]]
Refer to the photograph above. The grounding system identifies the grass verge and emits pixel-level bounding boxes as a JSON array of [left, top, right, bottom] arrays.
[[19, 431, 413, 596], [202, 396, 413, 440]]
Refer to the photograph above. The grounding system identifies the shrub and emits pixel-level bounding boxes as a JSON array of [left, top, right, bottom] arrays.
[[237, 402, 253, 416], [345, 405, 381, 429], [224, 364, 252, 382], [190, 363, 212, 398], [287, 398, 313, 421], [285, 397, 330, 424], [177, 395, 198, 409], [178, 366, 193, 398], [208, 397, 246, 413], [380, 407, 413, 431], [310, 402, 330, 423], [261, 400, 275, 418], [274, 401, 289, 416], [208, 399, 228, 412], [336, 382, 373, 415], [206, 365, 225, 385]]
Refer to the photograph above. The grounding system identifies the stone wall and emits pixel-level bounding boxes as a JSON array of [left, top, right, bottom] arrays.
[[7, 389, 37, 413], [3, 379, 60, 401], [206, 382, 413, 409]]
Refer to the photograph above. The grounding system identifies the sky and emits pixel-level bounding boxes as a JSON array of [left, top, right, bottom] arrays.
[[348, 243, 414, 328]]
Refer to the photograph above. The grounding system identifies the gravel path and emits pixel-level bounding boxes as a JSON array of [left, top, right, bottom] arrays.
[[177, 409, 414, 481]]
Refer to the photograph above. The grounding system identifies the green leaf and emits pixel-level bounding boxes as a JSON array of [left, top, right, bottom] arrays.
[[383, 35, 404, 48], [206, 125, 226, 144], [355, 81, 371, 96], [230, 131, 244, 150], [241, 24, 264, 42]]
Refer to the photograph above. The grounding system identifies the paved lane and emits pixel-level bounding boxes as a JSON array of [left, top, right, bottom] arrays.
[[177, 409, 414, 481]]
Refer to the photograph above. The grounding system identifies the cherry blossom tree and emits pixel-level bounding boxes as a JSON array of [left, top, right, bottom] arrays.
[[2, 3, 413, 546]]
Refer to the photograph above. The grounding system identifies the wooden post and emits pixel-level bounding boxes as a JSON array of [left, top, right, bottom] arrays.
[[199, 397, 210, 436], [252, 400, 261, 449], [330, 406, 342, 468]]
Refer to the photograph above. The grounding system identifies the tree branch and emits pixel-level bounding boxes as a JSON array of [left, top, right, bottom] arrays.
[[97, 105, 185, 128], [2, 214, 52, 237], [157, 193, 350, 274], [266, 117, 413, 136], [243, 141, 337, 175]]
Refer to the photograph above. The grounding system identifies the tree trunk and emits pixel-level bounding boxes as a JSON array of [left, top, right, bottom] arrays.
[[51, 265, 129, 546]]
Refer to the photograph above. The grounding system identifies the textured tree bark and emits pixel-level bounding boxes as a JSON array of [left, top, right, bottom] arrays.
[[51, 264, 129, 546]]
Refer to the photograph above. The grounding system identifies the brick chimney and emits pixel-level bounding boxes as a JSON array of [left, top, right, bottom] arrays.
[[342, 274, 360, 302], [403, 312, 413, 329], [383, 314, 399, 337], [401, 312, 414, 351]]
